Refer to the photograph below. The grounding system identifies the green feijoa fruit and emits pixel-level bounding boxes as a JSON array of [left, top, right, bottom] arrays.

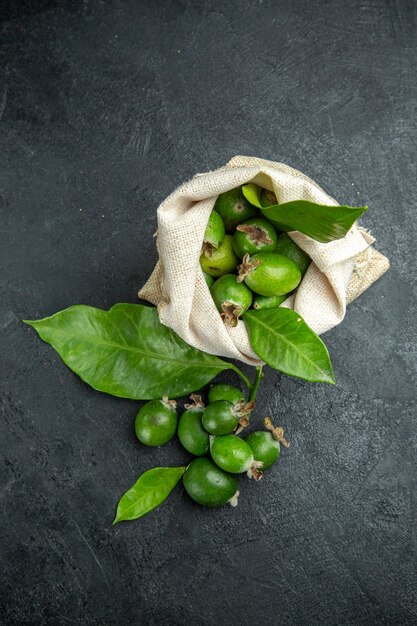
[[208, 384, 245, 406], [214, 187, 258, 232], [253, 293, 289, 310], [203, 272, 215, 289], [178, 408, 209, 456], [275, 233, 311, 276], [211, 274, 252, 327], [202, 210, 225, 257], [238, 252, 301, 297], [260, 189, 278, 207], [233, 218, 278, 258], [210, 434, 263, 478], [135, 397, 177, 446], [183, 457, 239, 507], [245, 431, 280, 470], [202, 400, 238, 435], [200, 235, 239, 277]]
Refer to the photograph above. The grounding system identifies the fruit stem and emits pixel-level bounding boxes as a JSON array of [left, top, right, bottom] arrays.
[[249, 365, 264, 404], [234, 366, 264, 435]]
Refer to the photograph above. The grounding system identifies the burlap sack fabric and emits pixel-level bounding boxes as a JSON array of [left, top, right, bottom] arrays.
[[139, 156, 390, 366]]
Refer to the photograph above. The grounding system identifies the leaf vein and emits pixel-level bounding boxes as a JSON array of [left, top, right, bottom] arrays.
[[246, 312, 330, 378], [53, 330, 224, 370]]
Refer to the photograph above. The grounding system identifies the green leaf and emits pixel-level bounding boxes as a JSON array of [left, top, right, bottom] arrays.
[[260, 200, 367, 243], [24, 303, 241, 399], [243, 308, 335, 384], [113, 466, 185, 524], [242, 183, 263, 208]]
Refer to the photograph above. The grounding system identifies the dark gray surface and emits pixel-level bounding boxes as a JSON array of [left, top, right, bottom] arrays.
[[1, 1, 416, 624]]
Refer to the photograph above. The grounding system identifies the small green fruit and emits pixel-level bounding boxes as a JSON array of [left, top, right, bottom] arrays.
[[200, 235, 239, 277], [238, 252, 301, 297], [211, 434, 263, 478], [208, 384, 245, 406], [202, 400, 238, 435], [245, 431, 280, 470], [214, 187, 258, 232], [275, 233, 311, 276], [211, 274, 252, 326], [203, 272, 215, 289], [233, 217, 278, 258], [135, 397, 177, 446], [178, 409, 209, 456], [260, 189, 278, 207], [253, 293, 288, 310], [202, 210, 225, 257], [183, 457, 239, 507]]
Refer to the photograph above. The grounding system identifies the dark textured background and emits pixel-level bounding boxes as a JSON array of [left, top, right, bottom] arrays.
[[1, 1, 416, 624]]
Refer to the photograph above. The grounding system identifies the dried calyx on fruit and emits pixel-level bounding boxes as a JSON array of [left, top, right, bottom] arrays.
[[236, 253, 261, 282], [202, 210, 225, 257], [233, 217, 278, 258], [211, 274, 252, 327], [220, 302, 243, 327], [184, 393, 205, 410], [232, 398, 254, 430], [237, 252, 301, 297], [200, 235, 239, 277], [202, 399, 254, 435]]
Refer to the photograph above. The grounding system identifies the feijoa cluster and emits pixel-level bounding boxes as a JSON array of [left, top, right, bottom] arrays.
[[200, 186, 311, 326], [134, 385, 288, 509]]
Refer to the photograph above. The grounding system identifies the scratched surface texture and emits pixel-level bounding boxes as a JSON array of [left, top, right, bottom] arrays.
[[0, 0, 416, 624]]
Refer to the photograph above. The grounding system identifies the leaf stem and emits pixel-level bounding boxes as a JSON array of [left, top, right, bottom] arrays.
[[231, 365, 252, 390], [249, 365, 264, 404]]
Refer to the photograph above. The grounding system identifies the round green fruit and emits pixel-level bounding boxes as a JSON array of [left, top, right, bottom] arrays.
[[245, 431, 280, 470], [135, 398, 177, 446], [183, 457, 239, 508], [211, 274, 252, 326], [203, 272, 215, 289], [274, 233, 311, 276], [233, 218, 278, 258], [202, 400, 239, 435], [238, 252, 301, 297], [200, 235, 239, 277], [208, 384, 245, 406], [214, 187, 258, 232], [260, 188, 278, 207], [253, 293, 288, 310], [178, 408, 209, 456], [202, 210, 225, 257], [211, 434, 262, 478]]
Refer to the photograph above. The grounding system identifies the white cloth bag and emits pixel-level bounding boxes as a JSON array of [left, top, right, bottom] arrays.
[[139, 156, 389, 365]]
